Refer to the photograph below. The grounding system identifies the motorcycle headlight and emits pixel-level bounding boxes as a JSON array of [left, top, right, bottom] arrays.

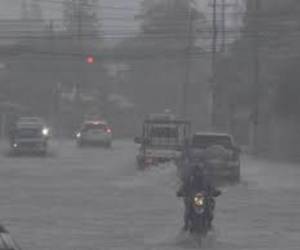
[[42, 128, 49, 136], [194, 193, 204, 207]]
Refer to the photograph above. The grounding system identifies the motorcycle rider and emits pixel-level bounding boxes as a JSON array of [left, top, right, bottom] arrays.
[[177, 162, 221, 231]]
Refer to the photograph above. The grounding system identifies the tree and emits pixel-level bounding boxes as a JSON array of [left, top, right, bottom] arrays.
[[215, 0, 300, 154], [116, 0, 209, 121], [274, 59, 300, 118], [63, 0, 100, 38], [21, 0, 29, 20], [29, 0, 43, 20], [139, 0, 203, 49]]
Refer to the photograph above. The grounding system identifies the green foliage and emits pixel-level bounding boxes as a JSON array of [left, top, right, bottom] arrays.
[[29, 0, 43, 20], [218, 0, 300, 114], [63, 0, 100, 37], [140, 0, 203, 47], [117, 0, 207, 116]]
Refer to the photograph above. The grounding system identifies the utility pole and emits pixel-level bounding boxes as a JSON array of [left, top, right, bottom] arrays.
[[0, 113, 7, 139], [21, 0, 29, 20], [251, 0, 261, 154], [182, 1, 193, 119], [221, 0, 240, 51], [48, 20, 61, 139], [75, 0, 84, 124], [221, 0, 226, 51], [209, 0, 238, 129], [211, 0, 218, 129], [54, 82, 62, 138]]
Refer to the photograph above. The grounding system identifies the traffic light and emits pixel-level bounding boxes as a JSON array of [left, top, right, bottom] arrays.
[[86, 55, 95, 64]]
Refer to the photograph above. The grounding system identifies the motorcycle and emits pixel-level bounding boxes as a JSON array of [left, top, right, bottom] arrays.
[[188, 191, 212, 236], [184, 188, 221, 245]]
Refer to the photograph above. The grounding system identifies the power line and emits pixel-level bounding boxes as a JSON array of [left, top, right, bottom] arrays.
[[3, 11, 298, 25], [0, 25, 297, 35], [2, 12, 298, 18], [32, 0, 250, 24], [1, 45, 216, 58], [0, 23, 297, 32], [39, 0, 139, 12], [6, 45, 300, 64], [0, 30, 299, 40], [1, 22, 299, 34]]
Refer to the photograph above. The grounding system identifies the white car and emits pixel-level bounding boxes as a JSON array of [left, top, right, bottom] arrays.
[[76, 121, 112, 148]]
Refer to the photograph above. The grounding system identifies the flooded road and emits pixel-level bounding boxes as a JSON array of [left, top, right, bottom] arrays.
[[0, 140, 299, 250]]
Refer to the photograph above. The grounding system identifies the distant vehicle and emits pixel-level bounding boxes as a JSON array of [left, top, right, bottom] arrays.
[[76, 121, 112, 148], [134, 113, 191, 169], [187, 132, 241, 183], [9, 118, 50, 155], [0, 224, 21, 250]]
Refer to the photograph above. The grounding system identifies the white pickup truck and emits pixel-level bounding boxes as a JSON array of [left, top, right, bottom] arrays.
[[134, 114, 190, 169]]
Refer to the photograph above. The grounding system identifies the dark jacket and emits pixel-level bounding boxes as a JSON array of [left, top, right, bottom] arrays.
[[178, 165, 216, 195]]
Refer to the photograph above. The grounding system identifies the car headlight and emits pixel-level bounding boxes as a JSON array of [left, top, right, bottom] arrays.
[[194, 193, 204, 207], [42, 128, 49, 136], [76, 132, 81, 138]]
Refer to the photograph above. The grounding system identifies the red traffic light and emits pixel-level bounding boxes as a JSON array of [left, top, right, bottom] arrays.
[[86, 56, 95, 64]]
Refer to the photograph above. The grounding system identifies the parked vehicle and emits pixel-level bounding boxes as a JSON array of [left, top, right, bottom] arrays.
[[76, 120, 112, 148]]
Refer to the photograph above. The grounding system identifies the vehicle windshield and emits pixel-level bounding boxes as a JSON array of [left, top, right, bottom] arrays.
[[17, 117, 44, 124], [149, 126, 178, 138], [15, 128, 41, 138], [192, 135, 233, 149], [82, 123, 107, 131], [147, 126, 180, 147]]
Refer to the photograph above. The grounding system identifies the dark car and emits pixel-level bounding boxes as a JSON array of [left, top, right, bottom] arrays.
[[188, 133, 241, 183], [9, 119, 50, 155], [76, 120, 112, 148]]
